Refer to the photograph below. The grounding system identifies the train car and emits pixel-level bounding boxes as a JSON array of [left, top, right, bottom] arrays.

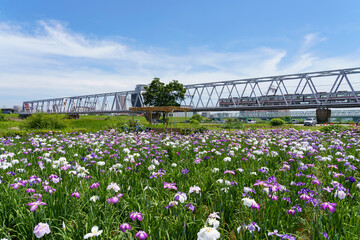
[[218, 91, 360, 107]]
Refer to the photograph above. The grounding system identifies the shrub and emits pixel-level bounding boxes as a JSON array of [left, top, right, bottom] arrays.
[[221, 120, 244, 130], [22, 113, 69, 130], [189, 119, 199, 125], [107, 118, 144, 133], [320, 124, 347, 133], [106, 118, 127, 131], [0, 130, 27, 137], [270, 118, 285, 126], [194, 126, 208, 133], [0, 110, 4, 122], [281, 116, 292, 123], [180, 128, 194, 135], [190, 114, 203, 122]]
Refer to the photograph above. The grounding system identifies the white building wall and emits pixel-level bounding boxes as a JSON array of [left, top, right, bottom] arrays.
[[172, 112, 194, 118]]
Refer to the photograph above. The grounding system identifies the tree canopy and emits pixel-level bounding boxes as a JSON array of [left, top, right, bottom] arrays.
[[142, 78, 186, 107]]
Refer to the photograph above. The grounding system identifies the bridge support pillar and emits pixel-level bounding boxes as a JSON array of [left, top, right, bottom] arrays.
[[316, 108, 331, 123]]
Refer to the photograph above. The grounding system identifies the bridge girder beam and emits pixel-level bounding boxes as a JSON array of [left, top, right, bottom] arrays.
[[21, 67, 360, 114]]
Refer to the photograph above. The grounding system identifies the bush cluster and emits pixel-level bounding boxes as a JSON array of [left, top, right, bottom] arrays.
[[320, 124, 347, 133], [179, 126, 208, 135], [22, 113, 69, 130], [0, 110, 5, 122], [106, 118, 144, 133], [189, 119, 199, 125], [270, 118, 285, 126], [221, 118, 244, 130]]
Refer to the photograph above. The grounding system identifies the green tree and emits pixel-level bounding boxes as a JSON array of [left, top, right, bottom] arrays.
[[142, 78, 186, 126], [142, 78, 186, 107], [283, 116, 291, 123]]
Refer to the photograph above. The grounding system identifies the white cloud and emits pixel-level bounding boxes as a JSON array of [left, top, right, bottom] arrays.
[[301, 33, 327, 53], [0, 20, 359, 107]]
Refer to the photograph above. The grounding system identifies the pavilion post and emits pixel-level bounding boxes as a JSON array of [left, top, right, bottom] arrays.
[[170, 110, 173, 134], [149, 110, 152, 130], [132, 111, 135, 130], [185, 111, 187, 135]]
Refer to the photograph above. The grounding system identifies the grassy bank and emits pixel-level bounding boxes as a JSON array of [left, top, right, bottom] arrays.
[[0, 114, 355, 137]]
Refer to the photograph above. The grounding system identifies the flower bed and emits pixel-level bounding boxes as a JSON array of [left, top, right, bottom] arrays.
[[0, 128, 359, 239]]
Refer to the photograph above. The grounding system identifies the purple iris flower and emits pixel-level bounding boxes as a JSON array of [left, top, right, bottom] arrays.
[[345, 176, 356, 183], [107, 196, 119, 204], [185, 203, 195, 212], [71, 192, 81, 198], [165, 201, 178, 209], [312, 180, 321, 185], [320, 232, 329, 238], [280, 234, 296, 240], [300, 193, 312, 201], [323, 186, 334, 193], [251, 203, 260, 210], [231, 181, 238, 186], [119, 223, 132, 233], [31, 193, 42, 199], [135, 230, 148, 240], [268, 194, 278, 201], [90, 182, 100, 189], [224, 170, 235, 175], [320, 202, 337, 213], [26, 188, 35, 193], [282, 197, 291, 203], [246, 222, 260, 232], [181, 169, 189, 175], [163, 182, 177, 190], [130, 212, 143, 221], [286, 209, 296, 215], [268, 229, 280, 236], [10, 181, 25, 190], [27, 198, 47, 212]]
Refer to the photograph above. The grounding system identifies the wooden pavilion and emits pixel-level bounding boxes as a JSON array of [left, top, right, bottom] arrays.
[[129, 106, 192, 134]]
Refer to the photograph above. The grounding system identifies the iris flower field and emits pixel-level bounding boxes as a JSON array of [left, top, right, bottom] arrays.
[[0, 128, 359, 239]]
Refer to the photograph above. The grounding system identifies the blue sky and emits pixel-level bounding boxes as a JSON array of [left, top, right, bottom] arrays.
[[1, 0, 360, 107]]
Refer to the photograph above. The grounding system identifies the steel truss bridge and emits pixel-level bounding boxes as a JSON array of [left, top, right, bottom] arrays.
[[211, 110, 360, 119], [22, 67, 360, 115]]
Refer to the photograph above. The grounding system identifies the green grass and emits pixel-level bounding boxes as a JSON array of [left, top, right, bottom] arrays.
[[0, 114, 351, 136], [0, 121, 22, 130], [3, 113, 20, 119], [69, 119, 110, 132]]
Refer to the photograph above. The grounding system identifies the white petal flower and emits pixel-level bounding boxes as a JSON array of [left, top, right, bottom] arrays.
[[206, 218, 220, 229], [90, 195, 99, 202], [197, 227, 220, 240], [148, 164, 155, 171], [107, 182, 120, 192], [84, 226, 103, 239], [189, 186, 201, 194], [334, 190, 346, 200], [243, 187, 253, 193], [242, 198, 257, 208]]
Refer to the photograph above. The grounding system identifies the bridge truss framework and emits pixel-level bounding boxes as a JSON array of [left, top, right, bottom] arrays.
[[22, 67, 360, 114]]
